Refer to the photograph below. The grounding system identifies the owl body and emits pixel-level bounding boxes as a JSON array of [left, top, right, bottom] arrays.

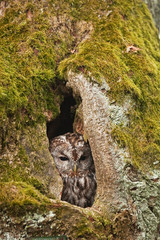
[[49, 132, 97, 208]]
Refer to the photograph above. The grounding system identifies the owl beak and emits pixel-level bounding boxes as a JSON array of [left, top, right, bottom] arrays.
[[73, 164, 77, 173]]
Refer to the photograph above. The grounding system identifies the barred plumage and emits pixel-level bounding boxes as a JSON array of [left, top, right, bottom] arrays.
[[49, 132, 97, 208]]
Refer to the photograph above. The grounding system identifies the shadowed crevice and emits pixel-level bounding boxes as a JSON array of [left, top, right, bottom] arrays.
[[47, 94, 77, 141]]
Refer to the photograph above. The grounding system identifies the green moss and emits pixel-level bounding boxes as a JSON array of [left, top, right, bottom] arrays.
[[73, 218, 96, 238], [0, 181, 50, 215], [0, 146, 30, 182], [29, 177, 47, 194], [0, 1, 64, 129], [72, 214, 112, 239], [53, 205, 112, 239], [58, 0, 160, 170], [0, 143, 47, 194]]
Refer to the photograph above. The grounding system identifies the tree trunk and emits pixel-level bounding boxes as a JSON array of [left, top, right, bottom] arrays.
[[0, 0, 160, 239]]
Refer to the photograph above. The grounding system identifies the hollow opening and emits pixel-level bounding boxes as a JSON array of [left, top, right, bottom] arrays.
[[47, 88, 97, 208], [47, 94, 77, 141]]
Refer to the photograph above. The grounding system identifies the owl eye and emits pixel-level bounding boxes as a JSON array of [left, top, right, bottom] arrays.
[[59, 156, 69, 161], [79, 155, 86, 161]]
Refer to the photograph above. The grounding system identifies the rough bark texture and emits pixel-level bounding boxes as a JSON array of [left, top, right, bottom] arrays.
[[0, 122, 62, 199], [67, 71, 160, 240], [67, 72, 130, 213], [0, 202, 112, 240]]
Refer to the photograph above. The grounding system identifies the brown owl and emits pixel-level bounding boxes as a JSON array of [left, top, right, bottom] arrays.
[[49, 132, 97, 208]]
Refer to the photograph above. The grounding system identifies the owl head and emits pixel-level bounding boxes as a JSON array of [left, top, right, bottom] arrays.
[[49, 132, 95, 178]]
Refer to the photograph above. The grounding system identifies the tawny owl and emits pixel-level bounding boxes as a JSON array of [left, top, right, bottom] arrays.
[[49, 132, 97, 208]]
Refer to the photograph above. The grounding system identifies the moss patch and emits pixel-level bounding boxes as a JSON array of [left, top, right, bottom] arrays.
[[0, 181, 50, 215], [51, 205, 112, 239], [0, 2, 58, 128]]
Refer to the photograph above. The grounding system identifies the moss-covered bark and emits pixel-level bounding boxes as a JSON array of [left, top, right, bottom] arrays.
[[59, 0, 160, 170], [0, 0, 160, 239]]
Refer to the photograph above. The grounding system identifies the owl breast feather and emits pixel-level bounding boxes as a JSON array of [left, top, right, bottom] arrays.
[[61, 174, 97, 208]]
